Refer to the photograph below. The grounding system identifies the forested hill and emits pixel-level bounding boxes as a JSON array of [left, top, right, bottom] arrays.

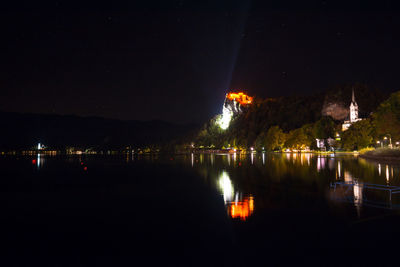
[[195, 84, 389, 149], [0, 112, 197, 150]]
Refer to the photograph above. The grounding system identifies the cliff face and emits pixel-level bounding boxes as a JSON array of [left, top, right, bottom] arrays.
[[321, 101, 348, 121]]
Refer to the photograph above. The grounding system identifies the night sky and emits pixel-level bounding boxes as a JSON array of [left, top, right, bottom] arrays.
[[1, 0, 400, 123]]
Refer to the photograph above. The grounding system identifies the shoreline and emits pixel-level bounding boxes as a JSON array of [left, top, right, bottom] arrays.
[[359, 154, 400, 164]]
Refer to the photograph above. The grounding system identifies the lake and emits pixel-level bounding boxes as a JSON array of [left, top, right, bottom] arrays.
[[1, 153, 400, 266]]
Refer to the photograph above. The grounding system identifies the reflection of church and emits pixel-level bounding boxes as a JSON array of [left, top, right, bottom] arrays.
[[342, 89, 363, 131]]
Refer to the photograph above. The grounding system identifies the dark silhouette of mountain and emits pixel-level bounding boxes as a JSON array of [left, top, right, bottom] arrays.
[[0, 111, 198, 150]]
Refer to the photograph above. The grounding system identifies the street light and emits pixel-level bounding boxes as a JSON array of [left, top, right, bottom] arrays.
[[377, 140, 383, 148], [385, 134, 392, 148]]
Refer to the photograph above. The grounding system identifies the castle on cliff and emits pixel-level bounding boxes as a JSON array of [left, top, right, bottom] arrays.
[[342, 89, 363, 131]]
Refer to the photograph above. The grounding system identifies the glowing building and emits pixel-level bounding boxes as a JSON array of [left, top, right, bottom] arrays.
[[217, 92, 253, 130], [342, 89, 363, 131]]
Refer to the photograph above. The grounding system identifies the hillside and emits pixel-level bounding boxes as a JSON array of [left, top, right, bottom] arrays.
[[194, 84, 389, 149]]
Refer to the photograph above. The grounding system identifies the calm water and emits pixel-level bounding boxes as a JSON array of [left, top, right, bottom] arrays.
[[1, 153, 400, 266]]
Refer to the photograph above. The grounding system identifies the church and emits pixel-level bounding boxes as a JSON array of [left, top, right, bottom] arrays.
[[342, 89, 363, 131]]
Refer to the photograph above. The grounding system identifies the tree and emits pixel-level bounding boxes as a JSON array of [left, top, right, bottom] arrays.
[[372, 91, 400, 141], [313, 116, 336, 139], [255, 126, 286, 151], [284, 128, 310, 150], [341, 119, 374, 151]]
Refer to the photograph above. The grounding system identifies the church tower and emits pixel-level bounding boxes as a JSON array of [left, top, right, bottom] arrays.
[[342, 88, 362, 131], [349, 89, 359, 122]]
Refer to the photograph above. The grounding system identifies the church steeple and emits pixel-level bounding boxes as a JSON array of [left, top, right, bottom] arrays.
[[349, 88, 359, 122], [342, 88, 363, 131]]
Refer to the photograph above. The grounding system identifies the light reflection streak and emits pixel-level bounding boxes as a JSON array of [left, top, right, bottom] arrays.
[[262, 152, 265, 165], [343, 171, 363, 217], [353, 182, 363, 217], [191, 153, 194, 167], [386, 165, 390, 184], [378, 164, 381, 176], [250, 153, 254, 165], [218, 171, 234, 203], [317, 156, 326, 172], [37, 154, 41, 169]]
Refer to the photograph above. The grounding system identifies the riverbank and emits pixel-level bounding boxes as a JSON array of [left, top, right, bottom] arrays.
[[359, 148, 400, 164]]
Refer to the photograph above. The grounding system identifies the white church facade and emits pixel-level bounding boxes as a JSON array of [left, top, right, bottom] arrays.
[[342, 89, 363, 131]]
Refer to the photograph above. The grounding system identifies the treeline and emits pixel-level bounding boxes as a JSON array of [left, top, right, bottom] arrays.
[[190, 84, 393, 151]]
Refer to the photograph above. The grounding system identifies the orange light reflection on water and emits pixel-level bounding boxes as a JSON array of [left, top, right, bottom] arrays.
[[228, 196, 254, 221]]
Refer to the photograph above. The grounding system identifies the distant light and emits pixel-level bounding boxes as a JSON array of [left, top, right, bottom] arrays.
[[37, 143, 41, 150], [384, 137, 388, 140], [84, 167, 87, 171], [250, 147, 254, 151], [377, 141, 380, 144]]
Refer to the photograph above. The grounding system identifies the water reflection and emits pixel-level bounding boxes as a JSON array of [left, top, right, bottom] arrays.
[[218, 171, 234, 203], [36, 154, 44, 169], [228, 195, 254, 221], [191, 152, 400, 221], [217, 170, 254, 221], [386, 165, 390, 184]]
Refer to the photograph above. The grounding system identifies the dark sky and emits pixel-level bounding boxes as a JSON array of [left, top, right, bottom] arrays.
[[1, 0, 400, 123]]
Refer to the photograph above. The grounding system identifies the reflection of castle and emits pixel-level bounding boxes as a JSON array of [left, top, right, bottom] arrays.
[[342, 89, 363, 131], [228, 196, 254, 221], [217, 170, 255, 221]]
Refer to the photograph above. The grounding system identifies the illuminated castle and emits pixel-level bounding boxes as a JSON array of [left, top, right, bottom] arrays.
[[217, 92, 253, 130], [226, 92, 253, 105], [342, 89, 363, 131]]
